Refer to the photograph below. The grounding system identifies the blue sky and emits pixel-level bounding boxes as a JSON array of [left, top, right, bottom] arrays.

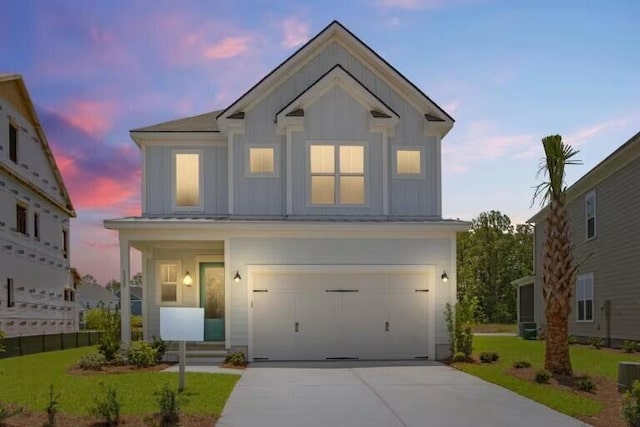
[[2, 0, 639, 282]]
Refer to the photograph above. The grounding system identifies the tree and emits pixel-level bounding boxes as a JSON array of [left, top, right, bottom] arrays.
[[105, 279, 121, 294], [81, 274, 97, 285], [129, 273, 142, 288], [533, 134, 580, 375]]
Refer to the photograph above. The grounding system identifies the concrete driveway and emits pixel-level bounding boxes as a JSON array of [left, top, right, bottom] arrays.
[[217, 361, 588, 427]]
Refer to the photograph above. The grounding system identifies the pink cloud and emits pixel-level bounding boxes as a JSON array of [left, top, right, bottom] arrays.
[[205, 36, 252, 59], [280, 17, 310, 49], [378, 0, 481, 9], [59, 99, 116, 137]]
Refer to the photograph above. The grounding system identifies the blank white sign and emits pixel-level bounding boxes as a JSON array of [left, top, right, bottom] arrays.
[[160, 307, 204, 341]]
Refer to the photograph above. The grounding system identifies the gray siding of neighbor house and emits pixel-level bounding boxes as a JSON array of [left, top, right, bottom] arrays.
[[534, 156, 640, 342]]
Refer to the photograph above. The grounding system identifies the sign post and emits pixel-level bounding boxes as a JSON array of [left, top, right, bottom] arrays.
[[160, 307, 204, 392]]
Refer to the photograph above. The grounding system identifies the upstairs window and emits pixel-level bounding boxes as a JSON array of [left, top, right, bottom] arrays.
[[9, 123, 18, 163], [576, 273, 594, 322], [16, 203, 27, 235], [158, 263, 180, 304], [309, 143, 365, 205], [64, 288, 75, 302], [33, 212, 40, 240], [585, 191, 596, 240], [394, 148, 424, 177], [7, 278, 15, 308], [248, 146, 276, 176], [62, 228, 69, 259], [173, 151, 202, 210]]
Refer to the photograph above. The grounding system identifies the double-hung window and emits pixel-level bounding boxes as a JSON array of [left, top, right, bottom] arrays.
[[158, 263, 180, 304], [309, 143, 365, 205], [576, 273, 594, 322], [173, 151, 203, 211], [16, 203, 27, 235], [585, 191, 596, 240]]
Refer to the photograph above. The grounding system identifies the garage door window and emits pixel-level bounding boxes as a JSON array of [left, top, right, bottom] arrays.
[[309, 143, 365, 205]]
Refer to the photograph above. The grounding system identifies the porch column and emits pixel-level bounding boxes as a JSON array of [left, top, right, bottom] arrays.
[[120, 238, 131, 348]]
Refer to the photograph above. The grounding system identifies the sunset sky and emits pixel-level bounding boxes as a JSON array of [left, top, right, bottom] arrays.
[[3, 0, 639, 283]]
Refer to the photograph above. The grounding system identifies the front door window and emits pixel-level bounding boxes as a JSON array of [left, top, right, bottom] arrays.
[[200, 263, 225, 341]]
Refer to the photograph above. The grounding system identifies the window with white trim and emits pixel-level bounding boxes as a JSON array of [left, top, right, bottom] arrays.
[[309, 143, 365, 205], [248, 146, 276, 176], [396, 149, 422, 175], [174, 152, 202, 210], [576, 273, 594, 322], [158, 263, 180, 304], [585, 191, 596, 240]]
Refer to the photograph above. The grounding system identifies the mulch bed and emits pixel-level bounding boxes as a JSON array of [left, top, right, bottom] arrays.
[[3, 411, 217, 426], [67, 363, 174, 376], [508, 367, 626, 427], [220, 363, 246, 370]]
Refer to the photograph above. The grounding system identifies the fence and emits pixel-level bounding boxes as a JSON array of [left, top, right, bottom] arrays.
[[0, 331, 102, 359]]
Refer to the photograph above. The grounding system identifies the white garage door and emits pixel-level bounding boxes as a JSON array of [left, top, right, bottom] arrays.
[[250, 268, 431, 361]]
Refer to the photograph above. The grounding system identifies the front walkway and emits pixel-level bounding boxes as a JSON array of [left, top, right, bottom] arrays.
[[217, 361, 587, 427]]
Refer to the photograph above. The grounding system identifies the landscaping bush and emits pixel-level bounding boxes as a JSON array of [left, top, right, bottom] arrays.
[[479, 352, 499, 363], [156, 384, 181, 427], [567, 335, 578, 345], [0, 330, 5, 355], [534, 369, 551, 384], [622, 341, 638, 354], [111, 352, 128, 366], [225, 352, 246, 366], [78, 352, 107, 370], [444, 298, 476, 358], [590, 337, 604, 349], [0, 402, 22, 426], [452, 352, 467, 363], [152, 336, 167, 363], [623, 380, 640, 427], [91, 385, 121, 426], [97, 308, 121, 361], [128, 342, 157, 368], [45, 384, 60, 427], [574, 376, 597, 393], [512, 360, 532, 369]]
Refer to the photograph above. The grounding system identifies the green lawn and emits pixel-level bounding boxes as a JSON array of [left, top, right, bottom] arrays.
[[0, 347, 240, 416], [471, 323, 517, 334], [455, 336, 640, 418]]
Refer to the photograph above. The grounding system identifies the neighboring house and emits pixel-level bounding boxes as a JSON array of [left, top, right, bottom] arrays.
[[0, 74, 77, 338], [115, 286, 143, 316], [522, 130, 640, 346], [105, 21, 468, 361], [76, 281, 119, 311]]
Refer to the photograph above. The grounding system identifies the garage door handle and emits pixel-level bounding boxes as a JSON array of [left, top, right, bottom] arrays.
[[295, 322, 299, 332], [385, 321, 390, 332]]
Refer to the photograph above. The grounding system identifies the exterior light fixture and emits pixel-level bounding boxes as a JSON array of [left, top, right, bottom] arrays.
[[234, 271, 242, 283], [182, 271, 193, 286], [441, 271, 449, 282]]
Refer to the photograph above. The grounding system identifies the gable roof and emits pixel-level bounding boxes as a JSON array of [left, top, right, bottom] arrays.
[[529, 130, 640, 223], [76, 282, 118, 304], [0, 74, 76, 217], [114, 286, 143, 300], [218, 20, 453, 127], [132, 110, 222, 132]]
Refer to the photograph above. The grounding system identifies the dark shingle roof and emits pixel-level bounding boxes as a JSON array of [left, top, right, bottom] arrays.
[[132, 110, 222, 132]]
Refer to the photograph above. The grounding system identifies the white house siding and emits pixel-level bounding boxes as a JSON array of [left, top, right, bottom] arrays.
[[144, 145, 228, 215]]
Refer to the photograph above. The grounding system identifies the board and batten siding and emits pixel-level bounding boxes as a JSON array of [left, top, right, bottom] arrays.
[[144, 146, 228, 215], [534, 156, 640, 342]]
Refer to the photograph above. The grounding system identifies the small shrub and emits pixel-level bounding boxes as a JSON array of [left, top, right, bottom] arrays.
[[623, 380, 640, 427], [111, 352, 128, 366], [0, 402, 22, 424], [590, 337, 604, 349], [0, 330, 5, 354], [575, 376, 597, 393], [622, 341, 638, 354], [513, 360, 532, 369], [97, 308, 121, 361], [452, 352, 467, 363], [458, 327, 474, 358], [44, 384, 60, 427], [567, 335, 578, 345], [157, 384, 181, 427], [152, 336, 167, 363], [78, 352, 107, 370], [128, 342, 157, 368], [91, 385, 121, 426], [225, 352, 246, 366], [534, 369, 551, 384], [479, 352, 499, 363]]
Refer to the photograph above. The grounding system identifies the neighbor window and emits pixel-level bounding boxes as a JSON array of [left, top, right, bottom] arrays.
[[585, 191, 596, 240], [62, 229, 69, 259], [159, 263, 179, 303], [576, 273, 594, 322], [310, 143, 365, 205], [7, 278, 15, 308], [33, 212, 40, 240], [249, 147, 275, 175], [396, 149, 422, 176], [9, 123, 18, 163], [64, 288, 75, 302], [16, 204, 27, 235], [174, 152, 201, 209]]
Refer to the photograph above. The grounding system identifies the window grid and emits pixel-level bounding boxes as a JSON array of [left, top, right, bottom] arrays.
[[159, 263, 179, 304], [576, 273, 594, 322], [310, 144, 365, 206]]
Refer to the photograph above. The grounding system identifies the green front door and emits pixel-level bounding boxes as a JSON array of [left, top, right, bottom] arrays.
[[199, 262, 225, 341]]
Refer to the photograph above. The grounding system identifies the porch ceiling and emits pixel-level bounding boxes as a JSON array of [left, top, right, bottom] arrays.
[[129, 240, 225, 251]]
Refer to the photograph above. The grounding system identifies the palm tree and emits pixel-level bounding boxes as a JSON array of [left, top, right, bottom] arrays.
[[533, 134, 581, 375]]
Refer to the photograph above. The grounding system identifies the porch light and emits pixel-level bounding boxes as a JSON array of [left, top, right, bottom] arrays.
[[234, 271, 242, 283], [182, 272, 193, 286], [441, 271, 449, 282]]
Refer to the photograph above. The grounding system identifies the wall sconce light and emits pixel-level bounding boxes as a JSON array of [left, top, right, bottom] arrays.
[[441, 271, 449, 282], [182, 271, 193, 286], [234, 271, 242, 283]]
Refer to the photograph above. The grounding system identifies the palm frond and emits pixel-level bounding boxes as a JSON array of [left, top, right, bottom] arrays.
[[531, 134, 581, 208]]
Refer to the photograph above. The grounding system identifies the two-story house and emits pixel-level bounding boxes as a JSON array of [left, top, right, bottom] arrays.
[[0, 74, 77, 338], [105, 21, 468, 361], [524, 130, 640, 346]]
